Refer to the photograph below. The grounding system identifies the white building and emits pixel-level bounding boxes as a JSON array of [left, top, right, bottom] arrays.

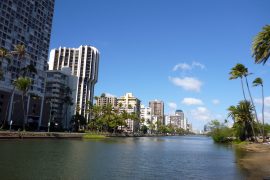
[[140, 105, 152, 127], [48, 45, 99, 120], [117, 93, 141, 132]]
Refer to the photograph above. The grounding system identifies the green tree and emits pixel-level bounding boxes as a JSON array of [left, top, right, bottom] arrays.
[[229, 64, 247, 100], [252, 25, 270, 64], [70, 113, 86, 132], [253, 77, 266, 142], [229, 64, 262, 136], [13, 77, 32, 131]]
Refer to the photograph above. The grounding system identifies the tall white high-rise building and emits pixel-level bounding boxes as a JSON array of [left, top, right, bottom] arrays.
[[48, 45, 99, 118]]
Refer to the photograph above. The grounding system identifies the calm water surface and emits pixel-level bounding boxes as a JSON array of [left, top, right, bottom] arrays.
[[0, 136, 246, 180]]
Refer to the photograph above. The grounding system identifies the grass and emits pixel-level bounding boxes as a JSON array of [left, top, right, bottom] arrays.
[[83, 133, 107, 139]]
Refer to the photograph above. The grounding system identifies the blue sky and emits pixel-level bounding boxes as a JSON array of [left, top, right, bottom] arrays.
[[50, 0, 270, 130]]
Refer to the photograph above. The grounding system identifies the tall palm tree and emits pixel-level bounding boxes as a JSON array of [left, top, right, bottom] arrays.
[[253, 77, 265, 142], [7, 44, 29, 126], [229, 64, 262, 136], [229, 64, 247, 100], [252, 25, 270, 64], [13, 77, 32, 131]]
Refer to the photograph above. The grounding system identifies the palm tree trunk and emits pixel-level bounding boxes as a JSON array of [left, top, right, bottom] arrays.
[[262, 85, 266, 142], [21, 94, 26, 131], [245, 77, 262, 136], [240, 78, 247, 101]]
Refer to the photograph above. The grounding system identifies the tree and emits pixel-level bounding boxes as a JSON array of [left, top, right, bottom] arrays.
[[70, 113, 86, 132], [229, 64, 262, 136], [253, 77, 266, 142], [227, 105, 237, 124], [229, 64, 247, 100], [252, 25, 270, 64], [13, 77, 32, 131]]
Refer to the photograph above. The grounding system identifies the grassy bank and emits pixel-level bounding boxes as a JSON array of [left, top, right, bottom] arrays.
[[82, 133, 108, 139]]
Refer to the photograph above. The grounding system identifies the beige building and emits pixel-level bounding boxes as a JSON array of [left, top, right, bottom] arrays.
[[95, 94, 117, 108], [117, 93, 141, 132]]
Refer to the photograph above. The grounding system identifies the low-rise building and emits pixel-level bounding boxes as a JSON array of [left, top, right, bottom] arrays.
[[95, 94, 117, 107]]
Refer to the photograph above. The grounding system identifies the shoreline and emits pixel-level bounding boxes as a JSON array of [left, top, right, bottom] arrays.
[[0, 131, 84, 139], [0, 131, 188, 139], [235, 143, 270, 180]]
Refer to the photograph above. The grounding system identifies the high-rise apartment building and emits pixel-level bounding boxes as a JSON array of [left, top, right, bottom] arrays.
[[48, 45, 99, 118], [149, 100, 164, 124], [0, 0, 55, 128]]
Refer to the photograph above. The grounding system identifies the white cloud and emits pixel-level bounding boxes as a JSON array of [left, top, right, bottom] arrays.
[[168, 102, 177, 109], [182, 98, 203, 105], [190, 107, 211, 121], [169, 76, 202, 92], [192, 62, 205, 69], [254, 96, 270, 107], [173, 61, 205, 72], [212, 99, 220, 105], [105, 93, 116, 97], [173, 63, 192, 71]]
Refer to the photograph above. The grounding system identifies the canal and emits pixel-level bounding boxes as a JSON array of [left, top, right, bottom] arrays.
[[0, 136, 247, 179]]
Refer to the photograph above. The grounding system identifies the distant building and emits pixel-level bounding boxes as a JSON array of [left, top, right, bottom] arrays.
[[42, 67, 77, 129], [48, 45, 99, 119], [167, 110, 187, 130], [95, 94, 117, 108], [149, 100, 164, 125], [117, 93, 141, 132], [140, 105, 152, 128]]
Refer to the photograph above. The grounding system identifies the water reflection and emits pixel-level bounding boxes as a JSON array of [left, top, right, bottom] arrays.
[[0, 136, 247, 180]]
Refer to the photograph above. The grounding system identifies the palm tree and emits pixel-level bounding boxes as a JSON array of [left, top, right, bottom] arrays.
[[227, 105, 237, 123], [229, 64, 247, 100], [237, 100, 257, 141], [252, 25, 270, 64], [229, 64, 262, 136], [7, 44, 29, 127], [13, 77, 32, 131], [253, 77, 266, 142]]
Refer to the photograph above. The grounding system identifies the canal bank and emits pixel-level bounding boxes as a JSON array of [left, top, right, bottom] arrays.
[[236, 143, 270, 180], [0, 131, 84, 139]]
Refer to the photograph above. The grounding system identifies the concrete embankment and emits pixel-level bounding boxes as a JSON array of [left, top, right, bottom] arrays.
[[0, 131, 84, 139]]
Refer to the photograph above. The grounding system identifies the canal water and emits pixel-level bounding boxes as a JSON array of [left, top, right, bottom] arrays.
[[0, 136, 247, 180]]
